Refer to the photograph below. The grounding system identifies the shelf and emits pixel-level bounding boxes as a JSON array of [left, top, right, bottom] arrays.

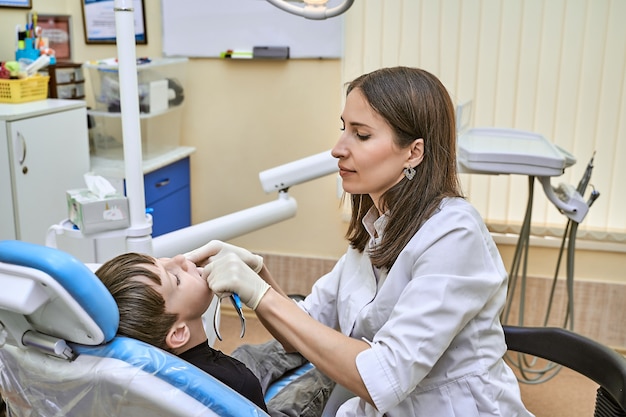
[[87, 104, 183, 119], [56, 80, 85, 86]]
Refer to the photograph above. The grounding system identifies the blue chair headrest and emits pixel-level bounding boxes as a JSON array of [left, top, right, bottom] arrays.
[[0, 240, 119, 343]]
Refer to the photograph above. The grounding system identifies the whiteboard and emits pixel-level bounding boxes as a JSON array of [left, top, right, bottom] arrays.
[[161, 0, 344, 59]]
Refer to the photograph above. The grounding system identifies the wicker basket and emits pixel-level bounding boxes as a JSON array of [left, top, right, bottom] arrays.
[[0, 75, 50, 104]]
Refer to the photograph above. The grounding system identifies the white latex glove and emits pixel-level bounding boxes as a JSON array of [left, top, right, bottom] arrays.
[[185, 240, 263, 273], [203, 253, 271, 310]]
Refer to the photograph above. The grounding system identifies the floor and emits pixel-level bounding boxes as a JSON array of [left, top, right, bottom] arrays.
[[215, 307, 598, 417]]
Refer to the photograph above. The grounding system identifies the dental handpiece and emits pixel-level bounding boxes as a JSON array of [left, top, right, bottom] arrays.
[[587, 189, 600, 208], [576, 152, 595, 195]]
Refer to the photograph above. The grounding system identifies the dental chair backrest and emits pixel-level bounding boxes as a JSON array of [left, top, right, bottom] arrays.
[[0, 240, 269, 417]]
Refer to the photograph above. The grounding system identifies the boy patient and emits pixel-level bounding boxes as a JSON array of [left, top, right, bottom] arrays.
[[95, 252, 268, 411]]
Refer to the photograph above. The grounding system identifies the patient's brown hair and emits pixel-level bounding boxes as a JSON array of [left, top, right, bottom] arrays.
[[95, 253, 178, 351]]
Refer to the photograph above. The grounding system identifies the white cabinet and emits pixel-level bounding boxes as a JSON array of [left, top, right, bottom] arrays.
[[0, 100, 90, 245]]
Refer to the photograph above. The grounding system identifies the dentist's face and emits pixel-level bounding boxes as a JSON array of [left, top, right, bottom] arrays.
[[332, 88, 412, 212]]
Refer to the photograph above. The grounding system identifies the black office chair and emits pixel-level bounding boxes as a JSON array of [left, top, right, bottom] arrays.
[[503, 325, 626, 417]]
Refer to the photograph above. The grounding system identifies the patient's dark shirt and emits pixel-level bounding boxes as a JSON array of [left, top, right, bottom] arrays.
[[178, 342, 268, 412]]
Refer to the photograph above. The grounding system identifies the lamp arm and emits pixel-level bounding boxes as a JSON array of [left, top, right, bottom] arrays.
[[152, 192, 297, 258], [259, 150, 338, 193], [153, 150, 338, 257]]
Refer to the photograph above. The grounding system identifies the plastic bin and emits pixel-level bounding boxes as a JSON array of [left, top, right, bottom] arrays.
[[84, 57, 187, 114], [57, 83, 85, 99], [88, 106, 184, 159], [84, 57, 188, 159], [53, 66, 84, 84], [0, 75, 50, 103]]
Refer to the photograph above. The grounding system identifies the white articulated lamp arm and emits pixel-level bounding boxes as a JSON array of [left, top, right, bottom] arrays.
[[153, 151, 338, 258], [152, 194, 297, 258], [259, 150, 338, 193]]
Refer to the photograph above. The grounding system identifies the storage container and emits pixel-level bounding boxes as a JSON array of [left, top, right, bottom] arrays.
[[57, 82, 85, 99], [54, 65, 84, 83], [88, 106, 184, 159], [84, 57, 188, 159], [44, 62, 86, 100], [0, 75, 50, 103], [84, 57, 187, 114]]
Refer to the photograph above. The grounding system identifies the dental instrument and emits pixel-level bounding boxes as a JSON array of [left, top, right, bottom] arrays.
[[232, 294, 246, 337], [213, 293, 246, 342]]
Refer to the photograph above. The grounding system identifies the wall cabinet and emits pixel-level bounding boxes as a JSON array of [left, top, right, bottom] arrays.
[[0, 100, 90, 245]]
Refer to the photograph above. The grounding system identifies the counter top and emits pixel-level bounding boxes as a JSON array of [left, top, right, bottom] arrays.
[[0, 99, 86, 121], [90, 146, 196, 178]]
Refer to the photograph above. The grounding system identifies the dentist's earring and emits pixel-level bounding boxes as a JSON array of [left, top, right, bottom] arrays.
[[403, 166, 416, 180]]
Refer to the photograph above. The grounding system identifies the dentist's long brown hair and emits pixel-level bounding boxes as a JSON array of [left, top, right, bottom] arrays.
[[344, 67, 462, 270]]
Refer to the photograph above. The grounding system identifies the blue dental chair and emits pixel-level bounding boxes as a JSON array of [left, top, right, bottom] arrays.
[[6, 240, 625, 416], [0, 240, 269, 417]]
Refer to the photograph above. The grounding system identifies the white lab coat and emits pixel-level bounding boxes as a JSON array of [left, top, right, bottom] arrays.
[[301, 197, 534, 417]]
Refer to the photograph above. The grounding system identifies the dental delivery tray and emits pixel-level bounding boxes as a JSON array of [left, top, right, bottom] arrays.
[[457, 128, 576, 177]]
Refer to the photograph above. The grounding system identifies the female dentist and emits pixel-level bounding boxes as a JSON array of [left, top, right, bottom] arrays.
[[189, 66, 534, 417]]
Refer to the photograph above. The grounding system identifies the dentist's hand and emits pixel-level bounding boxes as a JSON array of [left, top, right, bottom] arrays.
[[185, 240, 263, 273], [203, 253, 270, 310]]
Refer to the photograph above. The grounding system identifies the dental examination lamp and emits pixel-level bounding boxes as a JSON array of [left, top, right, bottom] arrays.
[[265, 0, 354, 20]]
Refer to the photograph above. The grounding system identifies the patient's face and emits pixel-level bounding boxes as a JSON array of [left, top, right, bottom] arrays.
[[145, 255, 214, 321]]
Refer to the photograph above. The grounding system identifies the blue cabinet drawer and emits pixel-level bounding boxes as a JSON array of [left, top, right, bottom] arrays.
[[144, 157, 190, 205], [150, 186, 190, 237], [124, 157, 191, 237]]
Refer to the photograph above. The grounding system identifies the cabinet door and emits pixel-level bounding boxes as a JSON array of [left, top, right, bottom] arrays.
[[8, 108, 90, 244], [150, 186, 190, 237], [0, 121, 16, 239], [142, 157, 191, 237]]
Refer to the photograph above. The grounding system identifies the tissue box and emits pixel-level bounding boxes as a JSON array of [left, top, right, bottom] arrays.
[[67, 189, 129, 234]]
